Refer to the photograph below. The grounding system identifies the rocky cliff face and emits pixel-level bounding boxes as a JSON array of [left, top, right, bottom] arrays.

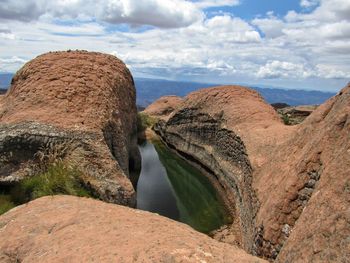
[[0, 51, 140, 206], [143, 95, 183, 120], [154, 85, 295, 252], [0, 195, 267, 263], [254, 84, 350, 262], [154, 84, 349, 261]]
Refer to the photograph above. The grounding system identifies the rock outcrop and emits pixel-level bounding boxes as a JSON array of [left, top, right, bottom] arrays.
[[143, 95, 183, 120], [254, 84, 350, 262], [154, 85, 296, 252], [154, 84, 350, 261], [0, 51, 140, 206], [0, 195, 267, 263]]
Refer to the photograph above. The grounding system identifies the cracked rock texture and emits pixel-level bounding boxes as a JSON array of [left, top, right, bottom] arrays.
[[0, 51, 140, 206], [0, 195, 267, 263], [153, 84, 350, 262]]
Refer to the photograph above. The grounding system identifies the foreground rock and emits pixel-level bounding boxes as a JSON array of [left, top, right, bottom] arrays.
[[0, 51, 140, 206], [0, 196, 266, 263], [155, 84, 350, 261], [143, 95, 183, 120]]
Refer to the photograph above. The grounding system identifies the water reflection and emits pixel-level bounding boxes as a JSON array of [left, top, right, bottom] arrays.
[[136, 140, 231, 233]]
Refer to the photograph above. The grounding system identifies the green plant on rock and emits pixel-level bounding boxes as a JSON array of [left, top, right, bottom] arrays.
[[0, 142, 94, 215], [282, 113, 291, 125], [137, 112, 158, 132]]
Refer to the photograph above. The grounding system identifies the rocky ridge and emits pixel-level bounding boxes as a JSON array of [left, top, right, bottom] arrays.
[[151, 84, 350, 261], [0, 51, 140, 206]]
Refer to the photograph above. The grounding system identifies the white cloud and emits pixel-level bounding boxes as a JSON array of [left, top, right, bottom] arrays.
[[0, 0, 203, 28], [257, 61, 312, 79], [0, 56, 28, 72], [300, 0, 320, 8], [99, 0, 203, 28], [0, 0, 349, 91], [252, 17, 285, 38], [193, 0, 240, 8]]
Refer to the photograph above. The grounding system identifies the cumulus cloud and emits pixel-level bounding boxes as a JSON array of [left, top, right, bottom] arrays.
[[0, 0, 349, 91], [257, 61, 312, 79], [100, 0, 202, 28], [0, 56, 27, 72], [0, 0, 203, 28]]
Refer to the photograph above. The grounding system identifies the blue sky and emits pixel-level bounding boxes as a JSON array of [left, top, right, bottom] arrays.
[[0, 0, 348, 92]]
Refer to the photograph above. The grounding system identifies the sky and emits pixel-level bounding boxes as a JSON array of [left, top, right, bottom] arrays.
[[0, 0, 349, 92]]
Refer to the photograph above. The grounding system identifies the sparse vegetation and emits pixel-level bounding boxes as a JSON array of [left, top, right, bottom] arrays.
[[0, 143, 94, 215], [281, 113, 291, 125], [0, 194, 16, 215], [137, 112, 158, 132]]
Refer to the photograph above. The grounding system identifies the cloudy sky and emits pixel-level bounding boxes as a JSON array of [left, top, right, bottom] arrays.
[[0, 0, 349, 91]]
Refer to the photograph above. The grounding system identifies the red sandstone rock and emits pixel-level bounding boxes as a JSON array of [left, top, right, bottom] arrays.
[[254, 84, 350, 262], [0, 51, 140, 206], [143, 95, 183, 120], [0, 195, 267, 263], [155, 84, 350, 261]]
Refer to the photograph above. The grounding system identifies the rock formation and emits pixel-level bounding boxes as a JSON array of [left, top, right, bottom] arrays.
[[143, 95, 183, 120], [0, 195, 267, 263], [254, 84, 350, 262], [154, 84, 349, 261], [155, 85, 296, 252], [0, 51, 140, 206]]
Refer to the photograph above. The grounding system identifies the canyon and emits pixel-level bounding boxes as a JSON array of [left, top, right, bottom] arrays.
[[0, 51, 349, 262], [148, 84, 350, 262]]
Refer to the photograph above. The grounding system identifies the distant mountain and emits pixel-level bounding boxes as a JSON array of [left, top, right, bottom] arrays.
[[0, 73, 13, 89], [135, 78, 335, 107], [0, 74, 335, 106]]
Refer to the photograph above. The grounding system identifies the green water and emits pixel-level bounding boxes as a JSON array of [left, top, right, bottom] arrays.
[[137, 139, 231, 233]]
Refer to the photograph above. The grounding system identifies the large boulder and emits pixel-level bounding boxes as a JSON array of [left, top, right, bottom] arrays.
[[0, 51, 140, 206], [0, 195, 267, 263]]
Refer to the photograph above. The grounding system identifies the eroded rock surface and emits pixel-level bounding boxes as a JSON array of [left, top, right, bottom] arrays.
[[155, 84, 350, 261], [0, 51, 140, 206], [0, 195, 267, 263], [254, 84, 350, 262], [154, 85, 295, 252], [143, 95, 183, 120]]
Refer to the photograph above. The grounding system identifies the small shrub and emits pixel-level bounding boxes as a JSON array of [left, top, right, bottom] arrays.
[[137, 112, 158, 132], [282, 114, 291, 125]]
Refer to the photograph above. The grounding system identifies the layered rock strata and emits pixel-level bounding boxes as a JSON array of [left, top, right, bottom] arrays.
[[154, 85, 295, 252], [154, 83, 350, 261], [0, 51, 140, 206]]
